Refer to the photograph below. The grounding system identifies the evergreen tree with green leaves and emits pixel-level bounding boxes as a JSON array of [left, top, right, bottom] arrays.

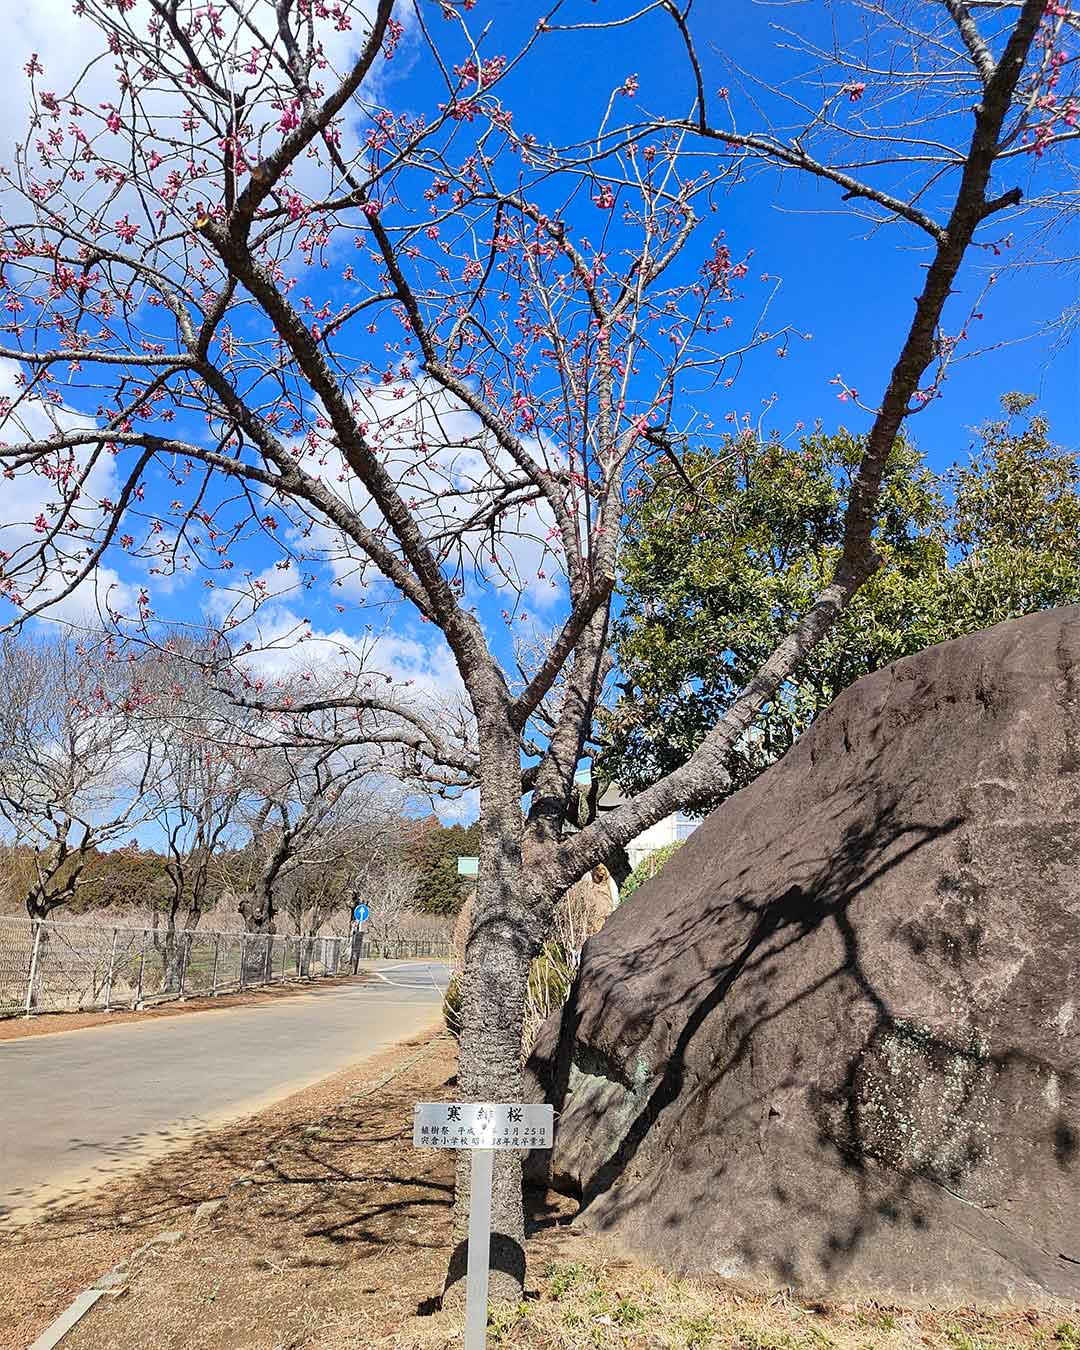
[[601, 396, 1080, 809], [407, 819, 481, 915]]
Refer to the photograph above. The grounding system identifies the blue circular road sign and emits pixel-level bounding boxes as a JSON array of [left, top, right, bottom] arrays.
[[353, 903, 370, 924]]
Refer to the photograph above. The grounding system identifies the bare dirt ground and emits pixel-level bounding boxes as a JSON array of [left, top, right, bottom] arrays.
[[0, 973, 370, 1042], [1, 1031, 1075, 1350]]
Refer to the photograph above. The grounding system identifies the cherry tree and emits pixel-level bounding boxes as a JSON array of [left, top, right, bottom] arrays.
[[0, 632, 158, 922], [136, 633, 259, 985], [0, 0, 1073, 1301], [357, 855, 423, 943], [234, 739, 388, 934]]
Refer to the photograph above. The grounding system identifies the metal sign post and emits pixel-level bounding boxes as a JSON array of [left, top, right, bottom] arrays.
[[352, 903, 369, 963], [356, 907, 372, 972], [465, 1146, 493, 1349], [413, 1102, 554, 1350]]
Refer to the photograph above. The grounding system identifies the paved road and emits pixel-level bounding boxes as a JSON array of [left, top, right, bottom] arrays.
[[0, 960, 448, 1223]]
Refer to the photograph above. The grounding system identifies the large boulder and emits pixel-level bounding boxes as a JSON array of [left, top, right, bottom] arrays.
[[528, 608, 1080, 1304]]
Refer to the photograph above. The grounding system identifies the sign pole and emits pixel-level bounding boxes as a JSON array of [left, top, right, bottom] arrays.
[[413, 1102, 552, 1350], [351, 903, 369, 969], [464, 1147, 494, 1350]]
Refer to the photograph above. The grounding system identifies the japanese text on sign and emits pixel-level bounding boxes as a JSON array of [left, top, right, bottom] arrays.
[[413, 1102, 553, 1150]]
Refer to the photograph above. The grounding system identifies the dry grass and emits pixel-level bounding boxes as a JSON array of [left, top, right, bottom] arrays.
[[1, 1030, 1075, 1350], [419, 1257, 1080, 1350]]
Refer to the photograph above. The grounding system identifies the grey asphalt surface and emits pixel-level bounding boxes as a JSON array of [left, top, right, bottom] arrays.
[[0, 960, 448, 1222]]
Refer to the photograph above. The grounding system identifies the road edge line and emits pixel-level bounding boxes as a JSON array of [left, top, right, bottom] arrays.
[[27, 1289, 105, 1350]]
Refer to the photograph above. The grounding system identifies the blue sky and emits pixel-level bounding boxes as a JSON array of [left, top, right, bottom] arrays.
[[1, 0, 1076, 825], [448, 2, 1080, 466]]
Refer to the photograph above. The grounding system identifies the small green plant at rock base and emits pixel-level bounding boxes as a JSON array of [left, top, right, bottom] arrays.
[[610, 1295, 649, 1327], [559, 1305, 587, 1332], [679, 1312, 718, 1348], [545, 1261, 588, 1298], [945, 1328, 992, 1350], [488, 1299, 529, 1341], [1055, 1323, 1080, 1350]]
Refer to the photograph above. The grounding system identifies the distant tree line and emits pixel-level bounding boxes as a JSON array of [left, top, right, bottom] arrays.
[[0, 633, 474, 940]]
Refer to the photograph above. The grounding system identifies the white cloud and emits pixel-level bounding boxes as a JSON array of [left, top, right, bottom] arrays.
[[213, 600, 475, 814], [426, 786, 478, 826], [0, 1, 391, 237], [0, 360, 140, 631], [290, 376, 569, 617], [201, 559, 302, 628], [209, 584, 464, 711], [0, 2, 90, 163]]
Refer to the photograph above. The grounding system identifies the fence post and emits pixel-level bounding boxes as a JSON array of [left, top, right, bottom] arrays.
[[239, 933, 247, 990], [178, 933, 190, 999], [23, 921, 43, 1018], [103, 927, 120, 1012], [210, 934, 221, 996], [135, 929, 147, 1008], [264, 936, 273, 985], [280, 937, 289, 982]]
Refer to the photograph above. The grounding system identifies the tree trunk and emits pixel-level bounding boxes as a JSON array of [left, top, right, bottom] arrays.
[[162, 927, 184, 992], [447, 883, 534, 1304], [445, 725, 543, 1305], [235, 895, 274, 982], [161, 900, 203, 992]]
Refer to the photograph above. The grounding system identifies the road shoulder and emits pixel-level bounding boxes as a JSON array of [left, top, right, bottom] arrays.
[[6, 1028, 1073, 1350], [0, 1027, 447, 1350], [0, 972, 373, 1043]]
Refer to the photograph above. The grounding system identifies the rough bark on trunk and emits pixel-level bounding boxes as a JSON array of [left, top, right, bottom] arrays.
[[447, 880, 535, 1303], [158, 895, 204, 993], [444, 721, 544, 1304], [239, 896, 276, 982], [239, 899, 276, 934], [162, 927, 188, 993]]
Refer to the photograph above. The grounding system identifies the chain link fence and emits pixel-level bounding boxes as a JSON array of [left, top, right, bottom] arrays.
[[355, 936, 453, 960], [0, 916, 352, 1016], [0, 916, 453, 1017]]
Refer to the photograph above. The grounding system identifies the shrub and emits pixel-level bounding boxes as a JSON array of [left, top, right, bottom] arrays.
[[620, 840, 684, 900], [523, 939, 577, 1054], [446, 943, 577, 1054], [442, 973, 462, 1040]]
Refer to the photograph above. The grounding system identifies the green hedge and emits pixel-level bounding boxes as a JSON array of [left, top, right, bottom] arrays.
[[620, 840, 684, 900]]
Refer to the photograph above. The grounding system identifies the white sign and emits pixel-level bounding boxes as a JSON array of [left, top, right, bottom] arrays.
[[413, 1102, 555, 1349], [413, 1102, 553, 1151]]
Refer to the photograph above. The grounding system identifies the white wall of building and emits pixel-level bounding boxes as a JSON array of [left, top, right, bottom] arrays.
[[625, 812, 699, 870]]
